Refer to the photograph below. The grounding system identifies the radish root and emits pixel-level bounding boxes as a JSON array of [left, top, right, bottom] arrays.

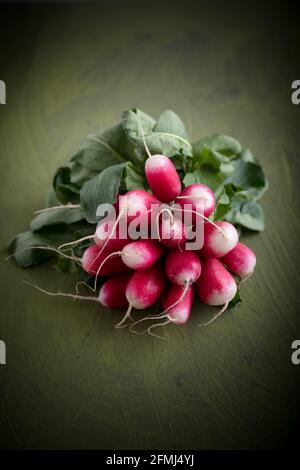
[[58, 235, 94, 252], [197, 301, 229, 327], [34, 204, 80, 214], [159, 282, 190, 317], [147, 318, 170, 340], [239, 271, 254, 284], [155, 207, 174, 242], [137, 117, 152, 159], [23, 280, 99, 302], [97, 208, 126, 256], [5, 246, 82, 264], [170, 206, 226, 237], [115, 303, 134, 329], [129, 313, 171, 338], [92, 251, 123, 292]]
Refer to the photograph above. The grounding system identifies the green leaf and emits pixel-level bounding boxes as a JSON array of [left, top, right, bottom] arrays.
[[226, 160, 267, 194], [225, 197, 264, 231], [124, 162, 147, 191], [122, 108, 192, 160], [214, 183, 237, 220], [69, 122, 140, 186], [155, 110, 189, 140], [193, 145, 232, 171], [30, 206, 84, 231], [214, 189, 231, 221], [7, 229, 74, 267], [239, 148, 256, 163], [122, 108, 156, 136], [45, 187, 60, 208], [70, 123, 126, 172], [53, 167, 80, 204], [183, 167, 225, 192], [228, 287, 242, 309], [54, 256, 79, 274], [80, 163, 126, 224], [70, 161, 99, 186], [193, 134, 242, 157]]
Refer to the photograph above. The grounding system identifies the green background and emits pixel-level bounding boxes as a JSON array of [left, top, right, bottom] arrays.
[[0, 1, 299, 449]]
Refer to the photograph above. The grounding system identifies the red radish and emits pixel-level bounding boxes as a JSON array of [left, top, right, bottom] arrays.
[[161, 284, 194, 324], [118, 189, 159, 224], [158, 248, 202, 319], [58, 189, 159, 253], [95, 219, 131, 252], [200, 221, 239, 258], [87, 239, 165, 293], [196, 258, 237, 325], [158, 208, 188, 248], [137, 119, 181, 203], [145, 156, 181, 203], [23, 274, 130, 310], [176, 183, 215, 219], [81, 244, 130, 276], [98, 239, 165, 273], [129, 283, 194, 339], [126, 263, 167, 309], [99, 273, 131, 309], [165, 249, 201, 286], [116, 262, 167, 328], [221, 242, 256, 280], [196, 258, 237, 306]]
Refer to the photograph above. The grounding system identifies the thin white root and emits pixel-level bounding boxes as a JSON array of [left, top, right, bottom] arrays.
[[75, 280, 95, 295], [92, 251, 123, 292], [155, 207, 174, 242], [5, 246, 82, 264], [197, 301, 229, 327], [23, 280, 99, 302], [239, 271, 254, 284], [159, 282, 190, 318], [147, 319, 171, 340], [58, 235, 94, 251], [97, 208, 126, 257], [137, 117, 152, 159], [34, 204, 80, 214], [115, 304, 134, 329], [129, 313, 170, 335], [171, 206, 226, 237], [70, 247, 83, 267]]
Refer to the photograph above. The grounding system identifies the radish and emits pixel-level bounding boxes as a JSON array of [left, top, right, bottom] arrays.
[[98, 239, 165, 273], [99, 273, 131, 309], [95, 219, 131, 252], [96, 190, 159, 253], [58, 189, 159, 253], [129, 283, 194, 339], [23, 273, 130, 310], [196, 258, 237, 325], [161, 283, 194, 324], [158, 208, 188, 248], [137, 119, 181, 203], [200, 221, 239, 258], [220, 242, 256, 280], [159, 248, 202, 318], [81, 244, 130, 276], [118, 189, 159, 224], [165, 248, 201, 286], [176, 183, 215, 219], [116, 262, 167, 328], [145, 156, 181, 203]]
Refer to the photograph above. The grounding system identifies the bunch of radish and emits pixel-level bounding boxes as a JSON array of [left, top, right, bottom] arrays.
[[26, 121, 257, 339]]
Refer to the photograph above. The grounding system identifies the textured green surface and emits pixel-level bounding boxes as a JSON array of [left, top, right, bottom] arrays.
[[0, 2, 300, 449]]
